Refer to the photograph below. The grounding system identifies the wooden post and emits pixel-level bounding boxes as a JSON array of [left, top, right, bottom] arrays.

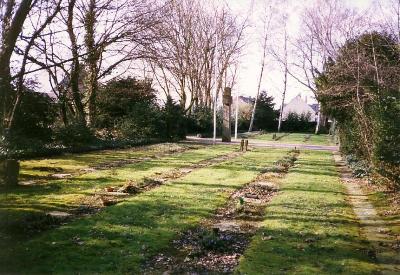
[[245, 139, 249, 151], [240, 139, 244, 151]]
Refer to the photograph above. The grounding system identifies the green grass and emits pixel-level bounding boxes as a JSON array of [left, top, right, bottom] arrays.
[[251, 132, 332, 145], [237, 150, 380, 274], [366, 190, 400, 236], [0, 145, 233, 231], [1, 148, 289, 274], [18, 143, 193, 180], [0, 144, 235, 271]]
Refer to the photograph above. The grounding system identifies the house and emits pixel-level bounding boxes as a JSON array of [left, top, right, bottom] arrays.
[[281, 94, 317, 122]]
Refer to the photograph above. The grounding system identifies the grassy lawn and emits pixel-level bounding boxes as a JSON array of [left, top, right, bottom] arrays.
[[18, 143, 193, 180], [1, 147, 288, 273], [0, 144, 234, 268], [1, 144, 232, 227], [237, 150, 380, 274], [251, 132, 332, 146]]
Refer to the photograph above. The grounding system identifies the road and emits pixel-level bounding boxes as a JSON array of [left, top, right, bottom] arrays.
[[184, 136, 339, 151]]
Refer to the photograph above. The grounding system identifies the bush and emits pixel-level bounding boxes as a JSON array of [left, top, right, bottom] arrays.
[[54, 121, 95, 147], [9, 90, 57, 149], [281, 112, 316, 132], [187, 106, 224, 137], [316, 31, 400, 186], [96, 77, 162, 141]]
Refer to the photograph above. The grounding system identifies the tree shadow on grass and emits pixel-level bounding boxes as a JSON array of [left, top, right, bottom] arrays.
[[238, 225, 379, 274], [3, 197, 216, 274]]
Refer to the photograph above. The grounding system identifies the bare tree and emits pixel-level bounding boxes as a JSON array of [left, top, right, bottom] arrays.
[[0, 0, 62, 136], [277, 21, 288, 133], [290, 0, 365, 133], [147, 0, 247, 113], [248, 4, 273, 132], [27, 0, 160, 126], [8, 0, 62, 130]]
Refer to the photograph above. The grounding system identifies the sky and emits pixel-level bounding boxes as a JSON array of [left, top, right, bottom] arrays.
[[27, 0, 386, 108], [223, 0, 374, 107]]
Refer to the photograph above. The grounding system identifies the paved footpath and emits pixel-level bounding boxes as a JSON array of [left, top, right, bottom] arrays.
[[333, 152, 400, 274], [184, 136, 338, 151]]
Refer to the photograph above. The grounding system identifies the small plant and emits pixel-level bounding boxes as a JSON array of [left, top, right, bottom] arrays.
[[236, 196, 245, 213]]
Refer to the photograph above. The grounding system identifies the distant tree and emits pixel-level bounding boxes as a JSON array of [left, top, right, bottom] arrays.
[[161, 96, 186, 139], [97, 78, 157, 127], [187, 106, 213, 135], [237, 102, 252, 132], [253, 91, 278, 131], [147, 0, 247, 111]]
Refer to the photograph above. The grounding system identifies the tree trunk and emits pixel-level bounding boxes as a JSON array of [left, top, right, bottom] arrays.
[[0, 0, 33, 135], [315, 104, 321, 134], [84, 0, 99, 126], [67, 0, 86, 124], [249, 30, 268, 133], [0, 67, 13, 134], [248, 61, 265, 132]]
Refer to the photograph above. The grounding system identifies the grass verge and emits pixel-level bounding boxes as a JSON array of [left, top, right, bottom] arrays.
[[363, 184, 400, 237], [237, 150, 380, 274]]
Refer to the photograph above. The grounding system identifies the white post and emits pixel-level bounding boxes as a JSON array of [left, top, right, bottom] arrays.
[[234, 90, 239, 140], [213, 88, 217, 143]]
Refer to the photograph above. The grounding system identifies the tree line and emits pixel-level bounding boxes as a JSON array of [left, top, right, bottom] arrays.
[[0, 0, 246, 155]]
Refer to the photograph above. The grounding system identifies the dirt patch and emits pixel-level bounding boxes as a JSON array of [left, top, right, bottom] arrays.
[[143, 150, 299, 274], [31, 166, 63, 173]]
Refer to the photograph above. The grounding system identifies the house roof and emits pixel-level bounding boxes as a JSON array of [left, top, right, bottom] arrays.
[[309, 103, 319, 112], [281, 94, 317, 121], [239, 96, 254, 104]]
